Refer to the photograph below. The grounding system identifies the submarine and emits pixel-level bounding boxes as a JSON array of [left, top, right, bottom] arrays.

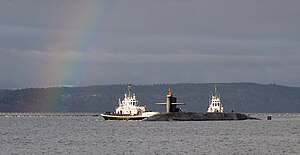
[[144, 87, 259, 121]]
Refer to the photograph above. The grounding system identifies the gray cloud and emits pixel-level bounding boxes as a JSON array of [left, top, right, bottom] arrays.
[[0, 0, 300, 88]]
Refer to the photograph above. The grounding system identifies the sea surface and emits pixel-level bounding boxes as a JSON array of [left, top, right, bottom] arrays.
[[0, 113, 299, 155]]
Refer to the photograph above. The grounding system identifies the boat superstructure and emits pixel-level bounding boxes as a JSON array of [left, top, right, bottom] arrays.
[[101, 84, 159, 120], [115, 84, 146, 115], [207, 85, 224, 113]]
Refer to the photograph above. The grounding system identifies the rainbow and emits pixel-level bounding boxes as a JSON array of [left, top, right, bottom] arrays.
[[42, 1, 118, 112], [59, 1, 110, 86], [45, 1, 122, 86]]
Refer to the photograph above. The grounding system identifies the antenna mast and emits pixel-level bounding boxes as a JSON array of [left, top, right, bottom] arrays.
[[128, 84, 132, 98]]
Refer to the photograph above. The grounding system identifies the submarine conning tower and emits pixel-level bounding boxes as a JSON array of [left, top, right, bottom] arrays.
[[166, 89, 177, 113], [157, 88, 184, 113]]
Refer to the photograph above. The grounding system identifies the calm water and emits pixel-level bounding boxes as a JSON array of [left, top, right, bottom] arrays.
[[0, 113, 299, 155]]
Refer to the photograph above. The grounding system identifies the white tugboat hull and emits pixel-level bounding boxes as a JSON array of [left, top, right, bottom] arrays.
[[101, 112, 159, 121]]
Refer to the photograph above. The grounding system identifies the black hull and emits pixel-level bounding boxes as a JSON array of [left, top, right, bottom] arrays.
[[144, 112, 259, 121]]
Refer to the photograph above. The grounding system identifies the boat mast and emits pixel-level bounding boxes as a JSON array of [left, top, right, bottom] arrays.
[[128, 84, 132, 98], [209, 93, 211, 107], [214, 84, 217, 96]]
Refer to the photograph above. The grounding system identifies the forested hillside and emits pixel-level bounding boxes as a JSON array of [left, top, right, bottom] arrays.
[[0, 83, 299, 112]]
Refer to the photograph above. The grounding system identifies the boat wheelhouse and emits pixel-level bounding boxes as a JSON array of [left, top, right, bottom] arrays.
[[207, 85, 224, 113], [115, 84, 146, 115]]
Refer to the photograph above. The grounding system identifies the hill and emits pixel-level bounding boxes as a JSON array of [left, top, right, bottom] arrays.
[[0, 83, 299, 113]]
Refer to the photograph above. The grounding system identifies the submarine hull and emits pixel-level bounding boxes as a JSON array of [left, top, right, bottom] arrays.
[[143, 112, 258, 121]]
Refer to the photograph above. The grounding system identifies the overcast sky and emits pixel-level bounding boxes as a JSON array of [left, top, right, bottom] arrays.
[[0, 0, 300, 88]]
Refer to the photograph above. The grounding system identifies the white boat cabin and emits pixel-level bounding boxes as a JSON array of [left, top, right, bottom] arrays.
[[207, 85, 224, 113], [115, 85, 146, 115]]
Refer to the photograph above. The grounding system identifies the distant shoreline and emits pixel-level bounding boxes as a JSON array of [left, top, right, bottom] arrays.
[[1, 83, 300, 113]]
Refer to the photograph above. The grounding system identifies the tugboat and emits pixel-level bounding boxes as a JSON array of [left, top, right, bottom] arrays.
[[207, 85, 224, 113], [100, 84, 159, 120]]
